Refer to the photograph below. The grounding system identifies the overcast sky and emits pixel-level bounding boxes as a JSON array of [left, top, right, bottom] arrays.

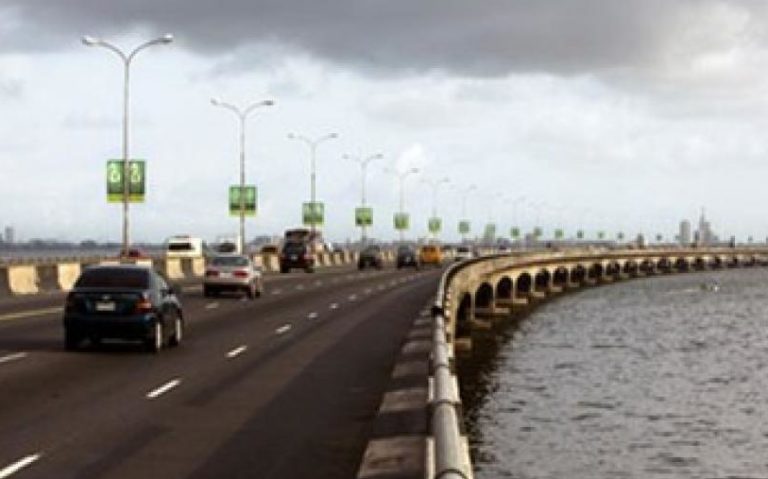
[[2, 0, 768, 243]]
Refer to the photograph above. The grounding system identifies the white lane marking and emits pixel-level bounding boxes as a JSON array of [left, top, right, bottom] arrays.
[[0, 454, 41, 479], [0, 352, 27, 365], [205, 302, 219, 310], [365, 288, 373, 294], [146, 379, 181, 399], [332, 278, 340, 283], [0, 307, 62, 323], [329, 303, 339, 310], [271, 289, 282, 295], [348, 294, 357, 301], [276, 324, 292, 335], [346, 274, 355, 280], [378, 285, 386, 291], [307, 312, 319, 320], [314, 280, 323, 286], [295, 285, 305, 291], [226, 346, 248, 358]]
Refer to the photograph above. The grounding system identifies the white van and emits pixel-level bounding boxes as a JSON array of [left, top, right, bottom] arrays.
[[165, 236, 205, 258]]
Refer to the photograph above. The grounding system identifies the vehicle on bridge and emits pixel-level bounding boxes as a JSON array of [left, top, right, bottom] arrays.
[[165, 235, 205, 259], [63, 265, 184, 352], [203, 254, 263, 298], [454, 245, 475, 261], [358, 245, 384, 270], [396, 245, 419, 269], [280, 241, 316, 273], [419, 244, 443, 267]]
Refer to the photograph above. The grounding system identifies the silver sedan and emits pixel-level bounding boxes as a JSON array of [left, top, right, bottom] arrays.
[[203, 254, 263, 299]]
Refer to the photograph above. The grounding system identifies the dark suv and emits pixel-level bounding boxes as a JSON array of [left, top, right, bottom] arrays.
[[63, 265, 184, 352], [280, 241, 315, 273], [396, 245, 419, 269], [358, 245, 384, 270]]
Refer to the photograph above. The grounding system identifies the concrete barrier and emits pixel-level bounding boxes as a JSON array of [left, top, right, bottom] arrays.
[[36, 264, 59, 292], [158, 259, 185, 280], [191, 258, 205, 277], [58, 263, 81, 291], [8, 265, 39, 295], [181, 258, 195, 278], [332, 252, 343, 266], [316, 253, 330, 268], [260, 254, 280, 272]]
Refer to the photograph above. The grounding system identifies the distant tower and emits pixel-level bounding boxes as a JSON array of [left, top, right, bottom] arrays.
[[4, 226, 14, 244], [679, 220, 691, 245], [697, 208, 714, 246]]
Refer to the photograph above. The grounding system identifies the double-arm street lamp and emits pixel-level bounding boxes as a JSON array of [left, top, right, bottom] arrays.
[[211, 97, 274, 254], [288, 133, 338, 236], [82, 33, 174, 254], [345, 153, 384, 243]]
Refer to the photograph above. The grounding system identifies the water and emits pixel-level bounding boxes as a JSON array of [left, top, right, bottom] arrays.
[[461, 268, 768, 479]]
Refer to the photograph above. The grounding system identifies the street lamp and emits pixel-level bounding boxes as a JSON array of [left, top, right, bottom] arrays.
[[288, 133, 339, 236], [211, 97, 274, 254], [422, 177, 450, 239], [82, 33, 174, 255], [385, 167, 419, 242], [345, 153, 384, 244]]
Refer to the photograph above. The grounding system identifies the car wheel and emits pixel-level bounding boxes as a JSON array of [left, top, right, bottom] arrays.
[[146, 321, 163, 353], [64, 329, 80, 351], [169, 314, 183, 347]]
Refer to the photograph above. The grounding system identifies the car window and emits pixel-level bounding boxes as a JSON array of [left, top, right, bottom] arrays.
[[282, 242, 306, 254], [75, 268, 149, 289], [210, 255, 250, 267], [168, 242, 193, 251]]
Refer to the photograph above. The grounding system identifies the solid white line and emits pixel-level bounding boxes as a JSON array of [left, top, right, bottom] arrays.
[[307, 312, 319, 320], [295, 285, 305, 290], [146, 379, 181, 399], [0, 454, 41, 479], [348, 294, 357, 301], [205, 302, 219, 310], [315, 281, 323, 286], [271, 289, 282, 295], [0, 307, 62, 323], [276, 324, 292, 335], [0, 352, 27, 365], [226, 346, 248, 358], [365, 288, 373, 294], [329, 303, 339, 310]]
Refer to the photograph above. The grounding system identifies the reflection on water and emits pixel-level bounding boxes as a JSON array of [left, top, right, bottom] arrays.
[[460, 268, 768, 479]]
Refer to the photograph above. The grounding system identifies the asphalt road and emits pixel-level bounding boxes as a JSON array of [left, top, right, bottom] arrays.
[[0, 264, 442, 479]]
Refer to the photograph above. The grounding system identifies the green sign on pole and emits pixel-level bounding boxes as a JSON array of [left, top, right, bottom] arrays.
[[484, 223, 496, 239], [458, 220, 471, 235], [617, 232, 625, 240], [107, 160, 146, 203], [510, 227, 520, 239], [577, 229, 584, 239], [428, 217, 442, 234], [355, 207, 373, 226], [533, 226, 543, 238], [598, 231, 606, 240], [394, 213, 410, 230], [555, 228, 564, 239], [229, 185, 257, 216], [655, 234, 663, 242], [303, 202, 325, 226]]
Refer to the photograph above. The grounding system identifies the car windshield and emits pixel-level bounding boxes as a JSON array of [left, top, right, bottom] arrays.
[[75, 267, 149, 289], [168, 242, 193, 251], [210, 255, 249, 267]]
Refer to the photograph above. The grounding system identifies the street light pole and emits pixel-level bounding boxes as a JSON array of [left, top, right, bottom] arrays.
[[422, 177, 450, 240], [345, 153, 383, 244], [385, 168, 419, 243], [82, 33, 173, 255], [288, 133, 338, 237], [211, 98, 274, 254]]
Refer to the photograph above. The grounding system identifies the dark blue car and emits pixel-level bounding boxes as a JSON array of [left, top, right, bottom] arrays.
[[63, 265, 184, 352]]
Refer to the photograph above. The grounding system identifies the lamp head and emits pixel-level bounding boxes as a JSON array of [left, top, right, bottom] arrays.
[[210, 97, 221, 106], [81, 35, 99, 46], [160, 33, 174, 44]]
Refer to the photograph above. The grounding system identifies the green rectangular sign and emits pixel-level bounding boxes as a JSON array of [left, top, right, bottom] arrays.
[[355, 207, 373, 226], [303, 202, 324, 226], [510, 227, 520, 239], [555, 228, 564, 239], [617, 232, 625, 240], [229, 185, 257, 216], [394, 213, 410, 230], [577, 229, 584, 239], [484, 223, 496, 239], [597, 231, 606, 240], [533, 226, 543, 238], [107, 160, 145, 203], [428, 217, 442, 234], [458, 220, 470, 235]]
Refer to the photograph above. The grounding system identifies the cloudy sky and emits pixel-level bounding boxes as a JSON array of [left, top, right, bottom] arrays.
[[2, 0, 768, 243]]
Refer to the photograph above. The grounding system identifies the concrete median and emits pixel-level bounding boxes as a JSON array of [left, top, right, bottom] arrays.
[[8, 265, 39, 295], [58, 263, 81, 291], [36, 264, 59, 292]]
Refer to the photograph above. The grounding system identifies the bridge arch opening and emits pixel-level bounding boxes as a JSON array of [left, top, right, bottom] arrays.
[[534, 269, 551, 292], [623, 261, 638, 276], [657, 257, 672, 273], [588, 263, 604, 280], [710, 256, 723, 269], [606, 261, 621, 279], [496, 276, 513, 300], [474, 283, 494, 310], [456, 293, 473, 338], [694, 257, 706, 270], [553, 267, 568, 286], [674, 258, 689, 272], [640, 259, 655, 274], [516, 273, 532, 296], [727, 256, 739, 268], [571, 265, 586, 284]]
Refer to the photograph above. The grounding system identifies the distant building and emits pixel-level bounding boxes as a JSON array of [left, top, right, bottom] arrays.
[[695, 209, 718, 246], [679, 220, 691, 245], [4, 226, 14, 244]]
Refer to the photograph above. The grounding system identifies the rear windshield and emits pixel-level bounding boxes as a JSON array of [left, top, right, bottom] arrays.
[[282, 242, 306, 254], [457, 247, 470, 253], [210, 256, 249, 267], [168, 242, 193, 251], [363, 246, 381, 253], [75, 268, 149, 289]]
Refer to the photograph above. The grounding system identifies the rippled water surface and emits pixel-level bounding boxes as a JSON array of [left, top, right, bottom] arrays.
[[461, 268, 768, 479]]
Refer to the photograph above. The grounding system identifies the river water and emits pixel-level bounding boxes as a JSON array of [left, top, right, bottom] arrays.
[[460, 268, 768, 479]]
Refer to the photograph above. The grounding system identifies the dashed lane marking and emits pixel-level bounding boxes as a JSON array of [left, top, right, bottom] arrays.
[[348, 294, 357, 301], [365, 288, 373, 295], [205, 302, 219, 310], [0, 307, 62, 323], [146, 379, 182, 399], [226, 346, 248, 358], [329, 303, 339, 310], [314, 280, 323, 286], [295, 285, 305, 291], [0, 352, 27, 365], [271, 289, 282, 295], [0, 454, 41, 479], [307, 312, 319, 320], [276, 324, 292, 335]]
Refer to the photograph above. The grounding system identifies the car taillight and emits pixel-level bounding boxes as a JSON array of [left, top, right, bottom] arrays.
[[205, 269, 219, 277], [135, 294, 154, 314], [233, 270, 249, 278]]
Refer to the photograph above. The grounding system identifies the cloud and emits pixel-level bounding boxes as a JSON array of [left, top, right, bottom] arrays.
[[2, 0, 767, 79]]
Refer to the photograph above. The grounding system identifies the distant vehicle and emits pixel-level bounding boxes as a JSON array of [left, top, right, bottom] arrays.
[[203, 254, 263, 298], [497, 245, 512, 253], [63, 265, 184, 352], [280, 241, 315, 273], [259, 244, 279, 255], [165, 235, 205, 259], [358, 245, 384, 270], [419, 245, 443, 266], [455, 246, 474, 261], [214, 241, 239, 254], [119, 248, 148, 260], [284, 228, 323, 253], [396, 245, 419, 269]]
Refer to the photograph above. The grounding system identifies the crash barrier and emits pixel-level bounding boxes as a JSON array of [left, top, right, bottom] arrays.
[[428, 246, 768, 477]]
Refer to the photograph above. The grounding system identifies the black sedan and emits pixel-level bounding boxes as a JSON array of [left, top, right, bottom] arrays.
[[357, 245, 384, 270], [396, 245, 419, 269], [63, 265, 184, 352]]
